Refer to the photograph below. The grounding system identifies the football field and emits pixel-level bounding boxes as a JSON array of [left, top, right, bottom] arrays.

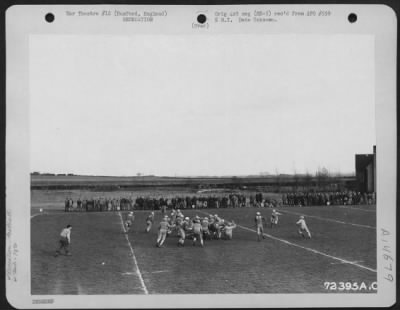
[[31, 205, 377, 294]]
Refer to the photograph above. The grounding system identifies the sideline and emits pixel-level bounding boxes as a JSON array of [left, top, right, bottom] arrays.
[[337, 205, 376, 212]]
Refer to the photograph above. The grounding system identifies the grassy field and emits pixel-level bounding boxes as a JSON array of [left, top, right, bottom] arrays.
[[30, 174, 356, 191], [31, 190, 377, 295], [31, 174, 280, 188]]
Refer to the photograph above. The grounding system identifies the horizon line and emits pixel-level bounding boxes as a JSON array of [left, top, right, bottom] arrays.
[[30, 172, 356, 178]]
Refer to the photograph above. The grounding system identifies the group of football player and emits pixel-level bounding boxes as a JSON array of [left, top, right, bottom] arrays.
[[124, 206, 312, 248], [153, 209, 238, 248]]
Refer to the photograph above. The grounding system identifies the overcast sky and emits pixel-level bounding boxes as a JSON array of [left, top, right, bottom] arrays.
[[29, 34, 375, 176]]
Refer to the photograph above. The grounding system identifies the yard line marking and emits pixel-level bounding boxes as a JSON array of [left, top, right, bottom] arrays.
[[238, 224, 376, 273], [143, 270, 170, 274], [279, 210, 375, 230], [121, 270, 169, 275], [331, 260, 364, 265], [31, 213, 44, 219], [118, 212, 149, 295], [337, 206, 376, 212]]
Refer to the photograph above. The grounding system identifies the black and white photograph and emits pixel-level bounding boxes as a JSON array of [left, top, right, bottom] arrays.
[[5, 4, 397, 308]]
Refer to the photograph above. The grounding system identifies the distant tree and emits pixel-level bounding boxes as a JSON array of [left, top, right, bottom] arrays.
[[316, 167, 329, 190], [293, 169, 301, 191], [231, 176, 240, 184], [274, 168, 281, 192], [304, 171, 313, 191], [329, 170, 344, 191]]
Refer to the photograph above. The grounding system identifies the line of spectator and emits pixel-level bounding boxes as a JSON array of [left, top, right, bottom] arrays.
[[64, 193, 278, 212], [63, 191, 376, 212], [281, 191, 376, 206]]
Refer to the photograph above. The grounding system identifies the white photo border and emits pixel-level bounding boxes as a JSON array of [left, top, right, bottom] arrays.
[[5, 4, 397, 308]]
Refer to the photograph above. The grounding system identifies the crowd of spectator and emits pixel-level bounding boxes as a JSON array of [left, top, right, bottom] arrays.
[[64, 193, 278, 212], [281, 191, 376, 206], [63, 191, 376, 212]]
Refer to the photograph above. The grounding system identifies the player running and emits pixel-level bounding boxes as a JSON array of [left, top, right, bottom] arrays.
[[218, 219, 226, 238], [192, 216, 204, 247], [255, 212, 267, 241], [184, 216, 194, 238], [296, 215, 312, 239], [221, 220, 237, 240], [156, 216, 175, 247], [176, 215, 185, 246], [211, 214, 224, 239], [54, 224, 72, 257], [174, 210, 184, 237], [178, 216, 193, 247], [145, 211, 155, 233], [125, 211, 134, 233], [208, 215, 216, 239], [167, 210, 178, 237], [270, 209, 282, 228], [201, 217, 211, 240]]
